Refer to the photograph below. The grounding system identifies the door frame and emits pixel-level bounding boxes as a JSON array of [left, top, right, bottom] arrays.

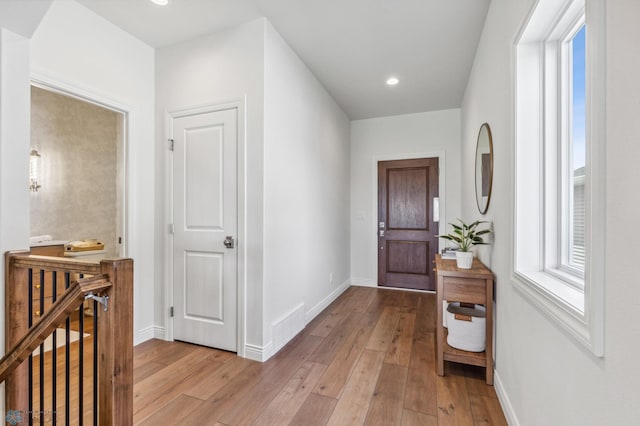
[[164, 98, 246, 357], [30, 74, 130, 259], [371, 151, 446, 290]]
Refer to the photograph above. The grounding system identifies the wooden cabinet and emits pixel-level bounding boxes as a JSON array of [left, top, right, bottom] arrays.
[[435, 254, 494, 385], [30, 244, 65, 257]]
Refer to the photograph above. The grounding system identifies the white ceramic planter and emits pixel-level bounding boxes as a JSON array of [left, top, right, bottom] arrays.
[[456, 251, 474, 269]]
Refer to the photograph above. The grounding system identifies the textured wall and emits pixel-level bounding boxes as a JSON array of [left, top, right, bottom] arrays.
[[30, 86, 120, 257]]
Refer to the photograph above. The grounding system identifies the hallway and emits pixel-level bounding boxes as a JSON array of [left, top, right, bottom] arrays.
[[132, 286, 506, 425]]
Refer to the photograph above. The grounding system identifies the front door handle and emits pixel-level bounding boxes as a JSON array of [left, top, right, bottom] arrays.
[[224, 236, 235, 249]]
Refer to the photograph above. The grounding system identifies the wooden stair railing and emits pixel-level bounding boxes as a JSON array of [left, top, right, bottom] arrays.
[[0, 275, 111, 382], [4, 251, 134, 425]]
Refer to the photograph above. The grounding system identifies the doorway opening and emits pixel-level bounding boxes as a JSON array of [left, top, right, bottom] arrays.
[[377, 157, 439, 291], [29, 83, 127, 259]]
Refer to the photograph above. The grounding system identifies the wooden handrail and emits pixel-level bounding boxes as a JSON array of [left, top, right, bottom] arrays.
[[0, 274, 111, 382], [4, 252, 133, 424], [10, 253, 101, 275]]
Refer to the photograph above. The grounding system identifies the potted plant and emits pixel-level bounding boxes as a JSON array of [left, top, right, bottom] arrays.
[[438, 219, 491, 269]]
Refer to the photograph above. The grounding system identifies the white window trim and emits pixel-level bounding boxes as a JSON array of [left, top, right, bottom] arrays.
[[513, 0, 605, 357]]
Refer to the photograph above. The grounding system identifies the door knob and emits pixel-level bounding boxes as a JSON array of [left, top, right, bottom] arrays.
[[224, 236, 235, 249]]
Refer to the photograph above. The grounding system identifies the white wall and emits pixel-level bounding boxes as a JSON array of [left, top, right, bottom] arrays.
[[155, 18, 266, 352], [0, 28, 31, 357], [350, 109, 461, 286], [461, 0, 640, 424], [0, 0, 51, 39], [30, 0, 156, 344], [263, 22, 351, 355]]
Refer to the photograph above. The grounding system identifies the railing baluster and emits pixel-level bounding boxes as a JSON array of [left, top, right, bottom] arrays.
[[79, 303, 84, 426], [39, 270, 45, 426], [28, 268, 34, 426], [93, 299, 98, 426], [52, 272, 58, 426], [65, 272, 70, 426]]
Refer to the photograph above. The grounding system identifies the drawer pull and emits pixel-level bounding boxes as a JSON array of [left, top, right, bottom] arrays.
[[35, 284, 41, 289], [35, 310, 41, 317]]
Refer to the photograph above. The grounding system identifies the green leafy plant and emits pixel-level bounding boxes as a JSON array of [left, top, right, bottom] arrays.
[[438, 219, 492, 252]]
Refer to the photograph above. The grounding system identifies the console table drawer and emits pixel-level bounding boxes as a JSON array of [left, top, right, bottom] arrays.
[[443, 277, 486, 304]]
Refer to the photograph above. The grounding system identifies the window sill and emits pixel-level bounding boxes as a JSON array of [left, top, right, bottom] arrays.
[[512, 269, 597, 350]]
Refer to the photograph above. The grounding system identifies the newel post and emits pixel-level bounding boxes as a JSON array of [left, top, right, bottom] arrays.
[[98, 258, 133, 425]]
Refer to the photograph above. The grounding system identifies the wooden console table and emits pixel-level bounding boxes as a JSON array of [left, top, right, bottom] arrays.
[[435, 254, 494, 385]]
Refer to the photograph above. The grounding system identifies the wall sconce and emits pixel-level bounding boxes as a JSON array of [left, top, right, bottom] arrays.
[[29, 149, 41, 192]]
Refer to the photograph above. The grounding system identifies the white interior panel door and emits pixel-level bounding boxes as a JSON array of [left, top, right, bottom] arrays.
[[172, 107, 237, 351]]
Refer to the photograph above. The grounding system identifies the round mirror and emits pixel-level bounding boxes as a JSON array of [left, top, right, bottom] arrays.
[[475, 123, 493, 214]]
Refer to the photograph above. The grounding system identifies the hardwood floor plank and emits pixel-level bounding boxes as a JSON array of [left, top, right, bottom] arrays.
[[252, 361, 326, 426], [464, 364, 499, 398], [134, 360, 166, 384], [415, 293, 436, 334], [358, 291, 387, 327], [134, 340, 196, 366], [308, 311, 348, 338], [401, 409, 438, 426], [133, 349, 222, 422], [182, 356, 255, 401], [469, 394, 508, 426], [125, 287, 506, 426], [313, 324, 374, 398], [351, 286, 378, 313], [289, 393, 338, 426], [436, 363, 474, 425], [397, 291, 419, 314], [138, 394, 204, 426], [326, 349, 386, 426], [384, 312, 416, 367], [217, 334, 324, 425], [404, 332, 437, 415], [363, 363, 408, 426], [308, 311, 364, 365], [366, 306, 400, 352], [179, 362, 267, 425]]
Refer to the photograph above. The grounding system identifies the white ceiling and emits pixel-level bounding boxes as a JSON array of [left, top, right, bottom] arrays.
[[75, 0, 490, 120]]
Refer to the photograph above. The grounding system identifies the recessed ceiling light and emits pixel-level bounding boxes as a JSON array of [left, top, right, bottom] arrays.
[[386, 77, 399, 86], [150, 0, 169, 5]]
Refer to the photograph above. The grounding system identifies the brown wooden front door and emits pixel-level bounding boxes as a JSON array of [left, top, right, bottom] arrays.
[[378, 158, 439, 291]]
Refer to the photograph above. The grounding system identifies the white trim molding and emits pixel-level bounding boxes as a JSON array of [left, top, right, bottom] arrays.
[[271, 303, 306, 356], [135, 325, 166, 345], [370, 151, 447, 286], [163, 97, 247, 356], [244, 342, 273, 362], [305, 279, 351, 324], [494, 371, 521, 426], [513, 0, 605, 356], [349, 277, 377, 288]]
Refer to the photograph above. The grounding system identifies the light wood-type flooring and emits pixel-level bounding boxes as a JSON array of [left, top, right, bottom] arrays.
[[133, 286, 507, 425]]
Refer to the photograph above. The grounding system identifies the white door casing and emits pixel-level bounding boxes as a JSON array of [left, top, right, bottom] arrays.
[[171, 107, 238, 351]]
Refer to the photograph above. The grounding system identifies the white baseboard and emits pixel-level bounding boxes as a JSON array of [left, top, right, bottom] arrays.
[[135, 325, 166, 346], [244, 342, 273, 362], [271, 303, 306, 356], [350, 277, 376, 287], [245, 279, 351, 363], [305, 279, 351, 323], [494, 370, 520, 426]]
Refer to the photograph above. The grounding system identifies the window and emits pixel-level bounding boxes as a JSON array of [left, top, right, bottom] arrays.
[[514, 0, 605, 356], [566, 25, 586, 275]]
